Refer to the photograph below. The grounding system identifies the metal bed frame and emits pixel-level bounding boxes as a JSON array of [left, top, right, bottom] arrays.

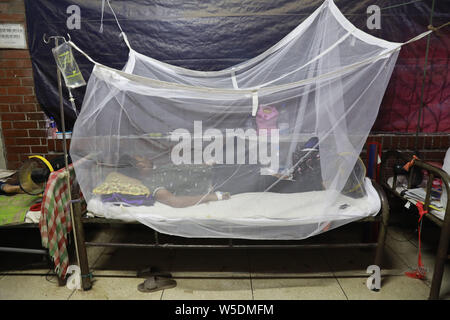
[[0, 222, 67, 286], [0, 223, 48, 256], [70, 180, 391, 292], [380, 149, 450, 300]]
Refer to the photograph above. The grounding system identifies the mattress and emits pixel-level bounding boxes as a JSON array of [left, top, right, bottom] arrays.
[[86, 178, 381, 240]]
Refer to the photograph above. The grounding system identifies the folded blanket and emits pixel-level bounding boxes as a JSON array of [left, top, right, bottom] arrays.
[[101, 193, 155, 206], [93, 172, 151, 196], [0, 193, 42, 226]]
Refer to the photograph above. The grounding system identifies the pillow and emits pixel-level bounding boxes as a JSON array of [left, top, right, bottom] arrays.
[[93, 172, 150, 196]]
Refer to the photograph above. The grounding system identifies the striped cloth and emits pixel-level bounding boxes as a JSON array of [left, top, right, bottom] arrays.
[[39, 164, 76, 280]]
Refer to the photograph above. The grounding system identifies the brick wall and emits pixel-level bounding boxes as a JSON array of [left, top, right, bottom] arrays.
[[0, 0, 448, 172], [0, 0, 67, 170]]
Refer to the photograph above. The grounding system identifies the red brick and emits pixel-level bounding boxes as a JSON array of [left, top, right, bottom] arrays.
[[9, 104, 36, 112], [440, 135, 449, 149], [28, 129, 47, 137], [26, 113, 45, 121], [3, 137, 15, 145], [6, 146, 30, 154], [1, 50, 30, 59], [391, 136, 399, 149], [13, 121, 37, 129], [431, 136, 441, 149], [2, 129, 28, 137], [14, 137, 41, 145], [1, 121, 12, 130], [0, 95, 22, 103], [407, 136, 417, 149], [19, 154, 31, 162], [7, 161, 22, 170], [47, 140, 55, 152], [381, 136, 391, 149], [20, 77, 34, 86], [422, 151, 445, 162], [0, 13, 25, 22], [6, 153, 19, 162], [0, 78, 21, 86], [0, 60, 31, 68], [415, 136, 424, 150], [0, 104, 9, 113], [423, 136, 433, 149], [23, 95, 36, 103], [4, 69, 33, 78], [1, 113, 25, 121], [31, 146, 48, 154], [54, 140, 71, 152], [7, 86, 33, 95], [0, 87, 6, 95], [399, 136, 408, 149]]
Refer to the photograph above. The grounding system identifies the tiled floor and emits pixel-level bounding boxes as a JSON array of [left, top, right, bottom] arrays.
[[0, 209, 449, 300]]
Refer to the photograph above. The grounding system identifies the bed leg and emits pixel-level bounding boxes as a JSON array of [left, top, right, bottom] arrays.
[[72, 200, 92, 291], [373, 182, 390, 268], [428, 208, 450, 300]]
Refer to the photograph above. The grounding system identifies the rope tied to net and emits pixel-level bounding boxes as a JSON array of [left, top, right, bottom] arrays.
[[427, 21, 450, 32]]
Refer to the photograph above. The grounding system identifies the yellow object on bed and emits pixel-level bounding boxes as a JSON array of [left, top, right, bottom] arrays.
[[93, 172, 150, 196]]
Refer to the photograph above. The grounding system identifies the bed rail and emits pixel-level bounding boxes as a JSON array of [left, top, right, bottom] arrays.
[[380, 149, 450, 300]]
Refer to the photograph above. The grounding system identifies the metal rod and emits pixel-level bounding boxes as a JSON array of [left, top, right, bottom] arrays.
[[0, 247, 48, 255], [54, 37, 81, 273], [85, 242, 378, 250]]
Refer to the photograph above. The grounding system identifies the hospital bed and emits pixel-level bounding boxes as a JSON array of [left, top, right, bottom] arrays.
[[69, 176, 391, 293]]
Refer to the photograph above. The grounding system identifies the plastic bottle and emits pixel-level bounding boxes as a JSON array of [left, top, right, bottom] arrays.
[[44, 115, 52, 137], [48, 117, 58, 139]]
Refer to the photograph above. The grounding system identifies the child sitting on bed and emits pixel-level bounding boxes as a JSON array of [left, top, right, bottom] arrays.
[[93, 155, 230, 208]]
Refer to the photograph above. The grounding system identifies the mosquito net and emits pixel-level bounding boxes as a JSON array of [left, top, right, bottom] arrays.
[[69, 0, 401, 239]]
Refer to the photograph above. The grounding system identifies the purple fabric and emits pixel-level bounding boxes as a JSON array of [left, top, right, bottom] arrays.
[[101, 193, 155, 206]]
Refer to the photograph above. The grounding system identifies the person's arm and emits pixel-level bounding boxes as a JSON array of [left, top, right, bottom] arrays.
[[0, 182, 23, 194], [154, 188, 230, 208]]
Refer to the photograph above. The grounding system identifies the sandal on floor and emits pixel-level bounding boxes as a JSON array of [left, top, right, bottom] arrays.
[[137, 266, 172, 278], [138, 276, 177, 293]]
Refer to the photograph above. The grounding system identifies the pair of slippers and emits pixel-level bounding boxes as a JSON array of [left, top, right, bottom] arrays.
[[137, 267, 177, 293]]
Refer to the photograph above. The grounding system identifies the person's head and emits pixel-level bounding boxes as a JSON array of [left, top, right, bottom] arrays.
[[134, 155, 154, 176], [118, 154, 154, 177]]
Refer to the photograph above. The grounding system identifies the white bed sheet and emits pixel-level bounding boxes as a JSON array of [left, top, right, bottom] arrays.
[[86, 178, 381, 240]]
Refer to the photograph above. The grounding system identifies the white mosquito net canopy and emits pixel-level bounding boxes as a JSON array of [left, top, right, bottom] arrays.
[[70, 0, 401, 239]]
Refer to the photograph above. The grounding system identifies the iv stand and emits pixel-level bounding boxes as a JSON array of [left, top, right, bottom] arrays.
[[45, 35, 85, 289]]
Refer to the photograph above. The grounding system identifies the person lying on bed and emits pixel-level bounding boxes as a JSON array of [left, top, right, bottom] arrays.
[[93, 155, 230, 208], [0, 181, 23, 195]]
